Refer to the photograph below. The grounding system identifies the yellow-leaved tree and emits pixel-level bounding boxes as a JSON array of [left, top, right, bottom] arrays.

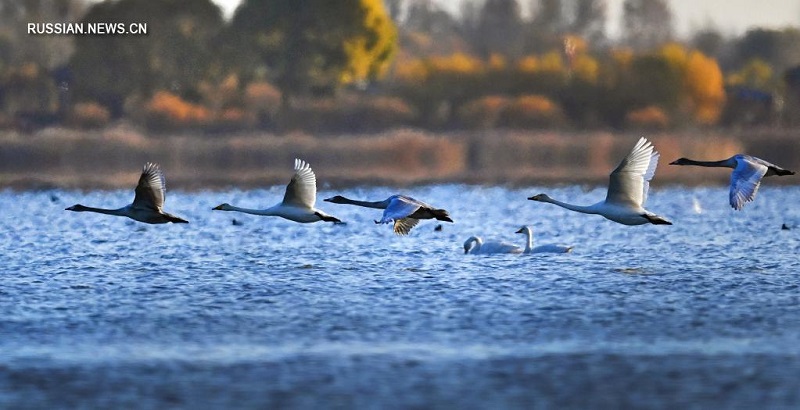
[[232, 0, 397, 108], [659, 43, 725, 124], [684, 50, 725, 124]]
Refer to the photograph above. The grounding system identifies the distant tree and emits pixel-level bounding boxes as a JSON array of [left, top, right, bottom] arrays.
[[0, 0, 86, 122], [523, 0, 606, 53], [735, 28, 800, 73], [526, 0, 565, 53], [69, 0, 224, 117], [385, 0, 403, 21], [601, 53, 682, 127], [568, 0, 607, 46], [473, 0, 525, 58], [691, 29, 725, 60], [0, 0, 85, 69], [683, 50, 725, 124], [621, 0, 673, 50], [230, 0, 397, 108], [404, 0, 455, 34]]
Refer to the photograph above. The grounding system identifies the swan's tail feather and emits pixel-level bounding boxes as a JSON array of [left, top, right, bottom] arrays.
[[432, 209, 453, 223], [315, 212, 342, 224], [644, 213, 672, 225], [164, 213, 189, 223]]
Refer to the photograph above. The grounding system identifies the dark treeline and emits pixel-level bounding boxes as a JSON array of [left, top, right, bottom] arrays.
[[2, 0, 800, 134]]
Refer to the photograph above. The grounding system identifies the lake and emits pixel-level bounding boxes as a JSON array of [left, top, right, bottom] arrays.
[[1, 184, 799, 408]]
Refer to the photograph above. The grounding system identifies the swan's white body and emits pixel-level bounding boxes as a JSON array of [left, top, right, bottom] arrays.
[[213, 159, 341, 224], [324, 194, 452, 235], [463, 236, 522, 255], [529, 137, 672, 226], [669, 154, 795, 210], [515, 226, 573, 254], [66, 162, 188, 224]]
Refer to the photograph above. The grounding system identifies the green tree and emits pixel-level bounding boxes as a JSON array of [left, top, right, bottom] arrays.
[[735, 28, 800, 73], [621, 0, 673, 50], [569, 0, 606, 46], [230, 0, 397, 108], [473, 0, 524, 58], [526, 0, 566, 53], [69, 0, 224, 116]]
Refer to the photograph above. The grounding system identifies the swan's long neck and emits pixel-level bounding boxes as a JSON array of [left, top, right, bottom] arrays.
[[521, 231, 532, 254], [543, 198, 599, 215], [465, 237, 482, 253], [677, 158, 735, 168], [335, 197, 389, 209], [71, 205, 129, 217], [225, 205, 281, 216]]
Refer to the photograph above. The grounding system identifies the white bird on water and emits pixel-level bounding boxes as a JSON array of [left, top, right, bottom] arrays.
[[212, 159, 342, 224], [324, 194, 452, 235], [528, 137, 672, 226], [66, 162, 188, 224], [463, 236, 522, 255], [515, 226, 573, 254], [669, 154, 795, 210]]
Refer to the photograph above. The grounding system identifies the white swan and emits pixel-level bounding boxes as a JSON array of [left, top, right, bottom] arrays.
[[324, 194, 452, 235], [529, 137, 672, 226], [515, 226, 573, 254], [213, 159, 342, 223], [669, 154, 795, 210], [463, 236, 522, 255], [66, 162, 188, 224]]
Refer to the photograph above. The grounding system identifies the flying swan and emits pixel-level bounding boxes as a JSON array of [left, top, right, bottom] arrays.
[[213, 159, 342, 223], [515, 226, 573, 254], [323, 194, 452, 235], [669, 154, 795, 210], [529, 137, 672, 226], [66, 162, 188, 224], [463, 236, 522, 255]]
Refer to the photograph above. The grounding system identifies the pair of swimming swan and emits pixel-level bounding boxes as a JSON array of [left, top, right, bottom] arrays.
[[528, 137, 795, 224], [66, 159, 453, 235], [464, 225, 573, 255]]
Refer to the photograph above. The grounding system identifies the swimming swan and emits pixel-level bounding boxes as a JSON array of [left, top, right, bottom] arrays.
[[669, 154, 795, 210], [463, 236, 522, 254], [66, 162, 188, 224], [324, 194, 452, 235], [213, 159, 342, 223], [529, 137, 672, 226], [515, 226, 573, 254]]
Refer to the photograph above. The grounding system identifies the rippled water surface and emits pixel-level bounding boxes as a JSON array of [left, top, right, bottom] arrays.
[[2, 184, 800, 408]]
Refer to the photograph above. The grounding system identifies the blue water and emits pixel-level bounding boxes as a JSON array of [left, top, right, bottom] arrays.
[[1, 184, 800, 408]]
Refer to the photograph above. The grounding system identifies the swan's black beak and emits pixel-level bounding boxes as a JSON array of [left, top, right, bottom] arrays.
[[515, 228, 524, 234]]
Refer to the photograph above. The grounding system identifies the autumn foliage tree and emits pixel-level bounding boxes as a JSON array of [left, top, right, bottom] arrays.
[[230, 0, 397, 109]]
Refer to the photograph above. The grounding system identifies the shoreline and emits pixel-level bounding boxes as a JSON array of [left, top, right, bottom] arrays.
[[1, 125, 798, 190]]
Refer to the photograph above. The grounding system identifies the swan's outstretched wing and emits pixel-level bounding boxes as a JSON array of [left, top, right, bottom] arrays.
[[283, 159, 317, 208], [133, 162, 166, 211], [606, 137, 659, 207], [393, 218, 420, 235], [729, 155, 768, 210], [383, 196, 423, 221]]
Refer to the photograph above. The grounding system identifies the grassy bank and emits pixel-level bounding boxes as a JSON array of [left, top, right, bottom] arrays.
[[1, 125, 798, 190]]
